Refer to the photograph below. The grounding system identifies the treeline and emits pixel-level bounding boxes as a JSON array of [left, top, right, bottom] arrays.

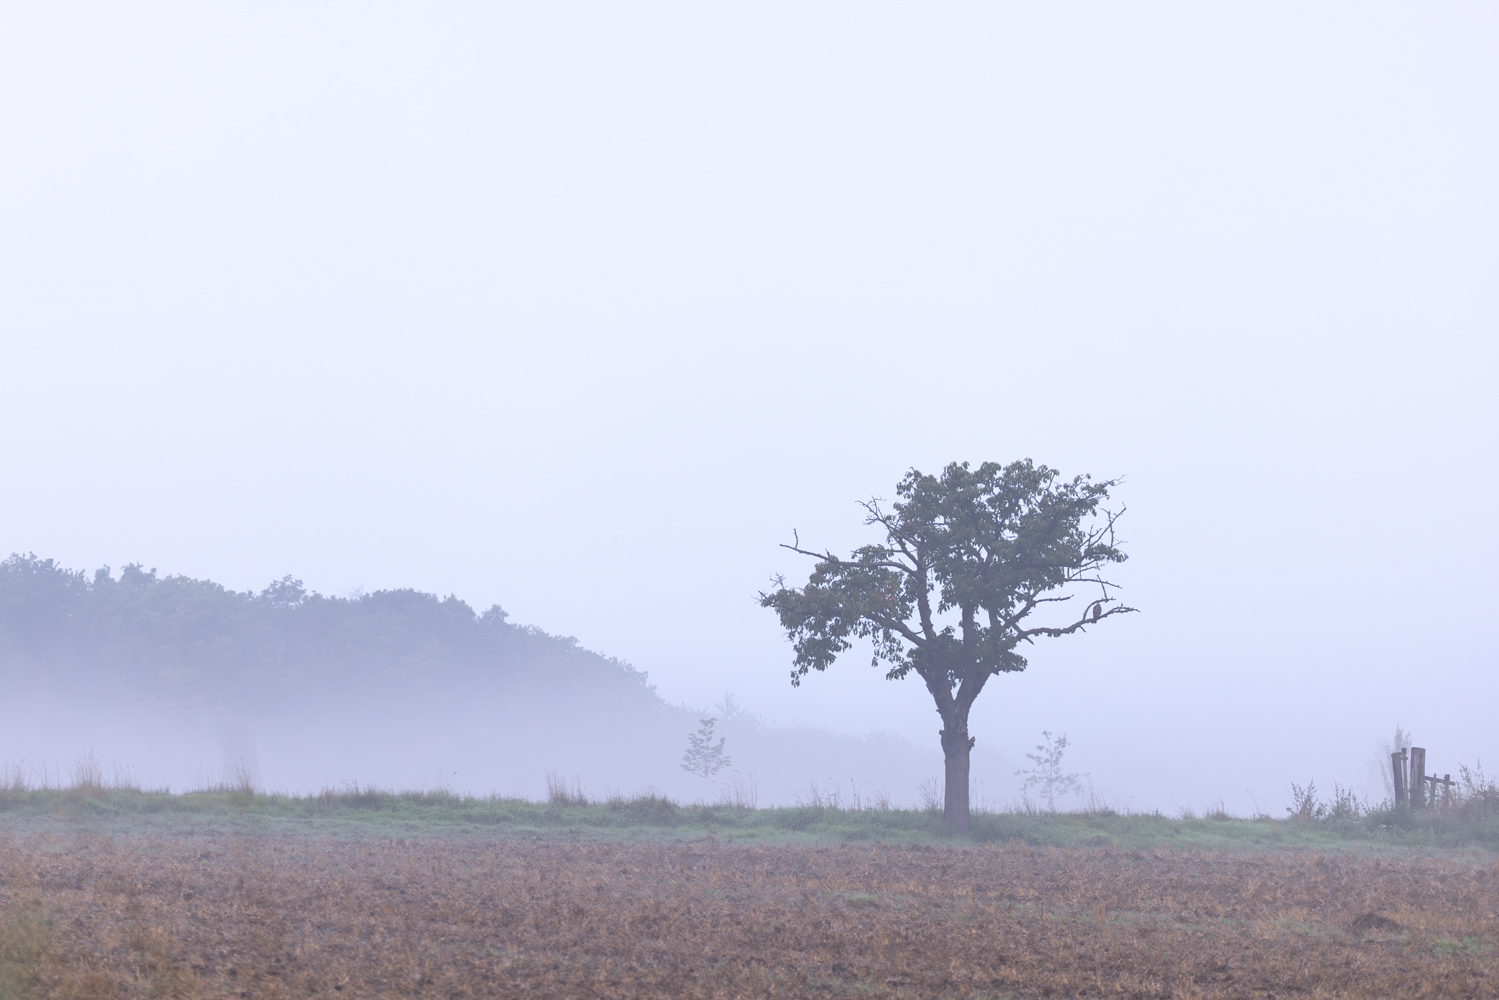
[[0, 553, 657, 710]]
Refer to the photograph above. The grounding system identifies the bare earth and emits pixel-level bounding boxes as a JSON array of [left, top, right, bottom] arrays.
[[2, 830, 1496, 998]]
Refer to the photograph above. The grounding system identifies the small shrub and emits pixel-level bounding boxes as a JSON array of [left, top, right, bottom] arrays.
[[343, 786, 392, 810], [610, 795, 679, 827], [1287, 780, 1324, 822]]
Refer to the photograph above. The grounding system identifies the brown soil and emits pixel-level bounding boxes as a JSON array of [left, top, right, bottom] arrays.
[[2, 831, 1496, 998]]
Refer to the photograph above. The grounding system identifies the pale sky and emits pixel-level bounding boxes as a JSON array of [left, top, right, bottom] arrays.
[[3, 4, 1495, 812]]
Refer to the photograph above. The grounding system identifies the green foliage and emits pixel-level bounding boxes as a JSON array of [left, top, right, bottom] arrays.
[[681, 717, 731, 778], [760, 460, 1133, 692], [0, 552, 655, 708]]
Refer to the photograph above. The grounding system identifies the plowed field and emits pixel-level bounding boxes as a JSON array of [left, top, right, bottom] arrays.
[[3, 831, 1495, 998]]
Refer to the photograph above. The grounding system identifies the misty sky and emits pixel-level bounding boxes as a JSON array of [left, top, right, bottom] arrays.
[[3, 4, 1495, 813]]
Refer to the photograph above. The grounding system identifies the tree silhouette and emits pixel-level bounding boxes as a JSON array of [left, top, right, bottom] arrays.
[[760, 460, 1134, 831]]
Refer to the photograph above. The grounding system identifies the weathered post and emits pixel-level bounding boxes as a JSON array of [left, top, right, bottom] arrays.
[[1392, 749, 1408, 807], [1410, 747, 1427, 810]]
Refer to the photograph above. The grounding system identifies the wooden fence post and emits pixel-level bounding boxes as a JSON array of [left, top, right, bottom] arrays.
[[1410, 747, 1427, 810], [1392, 749, 1408, 807]]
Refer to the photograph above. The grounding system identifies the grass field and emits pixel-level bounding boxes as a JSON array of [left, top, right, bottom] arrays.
[[3, 788, 1497, 998]]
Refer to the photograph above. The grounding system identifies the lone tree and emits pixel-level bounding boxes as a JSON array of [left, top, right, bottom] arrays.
[[759, 460, 1135, 831]]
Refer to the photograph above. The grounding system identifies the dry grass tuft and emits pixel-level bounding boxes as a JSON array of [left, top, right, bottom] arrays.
[[544, 771, 587, 807], [3, 754, 143, 798]]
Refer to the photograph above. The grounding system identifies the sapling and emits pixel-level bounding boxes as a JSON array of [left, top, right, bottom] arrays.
[[1016, 731, 1087, 811], [681, 717, 732, 779]]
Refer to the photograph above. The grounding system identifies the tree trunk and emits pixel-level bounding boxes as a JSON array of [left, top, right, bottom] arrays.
[[940, 717, 974, 832]]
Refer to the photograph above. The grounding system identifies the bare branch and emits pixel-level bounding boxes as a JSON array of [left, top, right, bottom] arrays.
[[778, 541, 839, 562], [1017, 603, 1138, 642], [777, 541, 920, 577]]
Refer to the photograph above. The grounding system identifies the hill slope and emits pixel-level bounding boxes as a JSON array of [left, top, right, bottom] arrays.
[[0, 554, 953, 803]]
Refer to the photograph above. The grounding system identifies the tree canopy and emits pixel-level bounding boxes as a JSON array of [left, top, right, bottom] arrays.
[[761, 459, 1135, 829]]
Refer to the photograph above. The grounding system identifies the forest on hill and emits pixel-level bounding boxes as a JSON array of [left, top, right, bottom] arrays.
[[1, 553, 952, 803], [0, 552, 656, 710]]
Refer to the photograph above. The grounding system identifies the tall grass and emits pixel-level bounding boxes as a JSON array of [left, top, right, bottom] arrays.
[[1285, 762, 1499, 848], [2, 752, 143, 795], [4, 754, 1497, 849]]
